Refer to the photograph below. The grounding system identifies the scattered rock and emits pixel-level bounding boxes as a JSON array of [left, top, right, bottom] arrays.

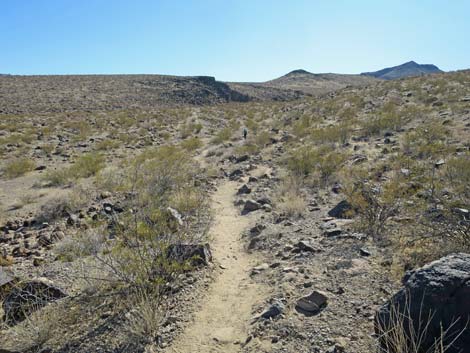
[[166, 243, 212, 266], [259, 301, 285, 320], [324, 228, 343, 237], [237, 184, 251, 195], [293, 240, 318, 253], [295, 290, 328, 315], [229, 169, 243, 180], [327, 200, 353, 219], [0, 268, 16, 298], [235, 154, 249, 163], [252, 263, 269, 274], [242, 200, 262, 215], [167, 207, 184, 226], [249, 224, 266, 236]]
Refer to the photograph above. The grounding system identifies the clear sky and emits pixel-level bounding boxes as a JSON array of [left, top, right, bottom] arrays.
[[1, 0, 469, 81]]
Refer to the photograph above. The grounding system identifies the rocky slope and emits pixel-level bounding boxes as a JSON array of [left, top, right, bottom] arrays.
[[0, 74, 309, 115], [233, 69, 379, 96]]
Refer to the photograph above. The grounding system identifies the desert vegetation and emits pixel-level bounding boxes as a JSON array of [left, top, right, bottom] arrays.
[[1, 69, 469, 353]]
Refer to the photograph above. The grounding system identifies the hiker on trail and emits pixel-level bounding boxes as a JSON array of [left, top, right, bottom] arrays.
[[243, 127, 248, 140]]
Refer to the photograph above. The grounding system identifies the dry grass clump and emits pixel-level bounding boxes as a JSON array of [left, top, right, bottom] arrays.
[[54, 227, 107, 262], [376, 296, 463, 353], [2, 158, 36, 178], [275, 175, 307, 218]]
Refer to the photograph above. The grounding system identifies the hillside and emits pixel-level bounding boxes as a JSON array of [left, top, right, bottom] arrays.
[[232, 69, 379, 96], [361, 60, 443, 80], [0, 69, 469, 353], [0, 74, 309, 115]]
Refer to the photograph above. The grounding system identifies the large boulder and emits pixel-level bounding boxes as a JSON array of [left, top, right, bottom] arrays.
[[3, 278, 67, 325], [375, 253, 470, 353]]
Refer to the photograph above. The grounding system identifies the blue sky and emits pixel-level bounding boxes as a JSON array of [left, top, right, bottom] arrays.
[[1, 0, 469, 81]]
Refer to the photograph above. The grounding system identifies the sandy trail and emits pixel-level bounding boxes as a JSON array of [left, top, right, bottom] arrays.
[[169, 178, 268, 353]]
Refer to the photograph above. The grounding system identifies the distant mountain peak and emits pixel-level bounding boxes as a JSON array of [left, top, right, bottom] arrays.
[[286, 69, 313, 76], [361, 61, 442, 80]]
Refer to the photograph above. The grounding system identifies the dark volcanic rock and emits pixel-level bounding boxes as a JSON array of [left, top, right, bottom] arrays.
[[3, 278, 67, 325], [295, 290, 328, 315], [237, 184, 251, 195], [242, 200, 262, 215], [328, 200, 353, 219], [166, 243, 212, 266], [375, 253, 470, 353]]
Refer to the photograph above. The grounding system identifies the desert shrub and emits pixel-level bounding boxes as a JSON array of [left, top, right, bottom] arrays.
[[37, 188, 91, 223], [95, 138, 120, 151], [245, 118, 259, 134], [41, 143, 55, 155], [180, 137, 203, 152], [254, 130, 271, 147], [42, 168, 71, 186], [444, 154, 470, 201], [54, 228, 106, 262], [2, 158, 35, 178], [275, 175, 307, 218], [362, 113, 406, 137], [286, 145, 347, 185], [95, 166, 129, 192], [311, 121, 352, 145], [70, 153, 105, 178], [91, 145, 210, 293], [44, 153, 105, 186], [235, 142, 260, 155], [292, 114, 315, 138], [402, 121, 449, 159], [179, 122, 203, 139], [344, 171, 404, 241], [211, 127, 232, 144], [68, 121, 92, 142], [0, 302, 62, 352]]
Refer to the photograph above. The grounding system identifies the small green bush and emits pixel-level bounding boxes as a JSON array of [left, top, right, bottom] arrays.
[[211, 127, 232, 144], [180, 137, 203, 152], [3, 158, 36, 178], [70, 153, 105, 178]]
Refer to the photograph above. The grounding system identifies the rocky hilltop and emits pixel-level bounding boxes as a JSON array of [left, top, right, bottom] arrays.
[[361, 60, 443, 80]]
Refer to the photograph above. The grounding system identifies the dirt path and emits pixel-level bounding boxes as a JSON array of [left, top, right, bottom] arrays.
[[169, 179, 268, 353]]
